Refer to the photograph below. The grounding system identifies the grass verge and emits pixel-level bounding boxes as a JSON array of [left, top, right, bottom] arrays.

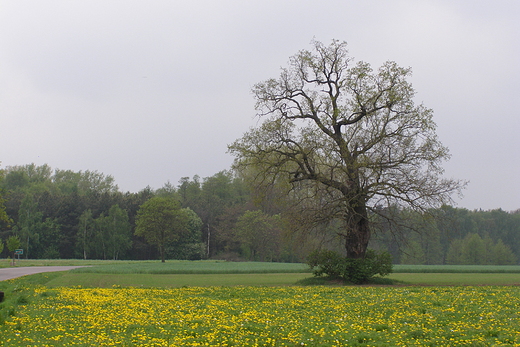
[[393, 264, 520, 273], [45, 272, 311, 288], [0, 259, 136, 268], [387, 272, 520, 286], [0, 272, 63, 325], [69, 261, 310, 274]]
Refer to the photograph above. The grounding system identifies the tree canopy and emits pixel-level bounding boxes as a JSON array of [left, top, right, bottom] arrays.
[[229, 39, 465, 259], [135, 197, 191, 262], [0, 167, 12, 228]]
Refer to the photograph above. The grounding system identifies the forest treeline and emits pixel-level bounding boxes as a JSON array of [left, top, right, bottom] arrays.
[[0, 164, 518, 264]]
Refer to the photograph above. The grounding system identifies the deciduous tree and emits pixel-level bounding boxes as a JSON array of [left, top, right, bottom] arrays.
[[15, 194, 42, 259], [230, 39, 464, 259], [166, 207, 204, 260], [235, 210, 282, 261], [77, 209, 94, 260], [0, 166, 8, 232], [6, 235, 20, 265], [135, 197, 190, 262], [94, 205, 132, 260]]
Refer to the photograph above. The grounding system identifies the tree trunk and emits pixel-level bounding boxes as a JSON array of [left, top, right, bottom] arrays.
[[344, 205, 371, 259], [160, 245, 165, 263]]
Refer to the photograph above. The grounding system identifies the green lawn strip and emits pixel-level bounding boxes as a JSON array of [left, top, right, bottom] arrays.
[[69, 261, 310, 274], [36, 272, 520, 288], [393, 264, 520, 273], [2, 259, 311, 273], [0, 259, 140, 268], [5, 260, 520, 273], [388, 272, 520, 285], [44, 272, 312, 288]]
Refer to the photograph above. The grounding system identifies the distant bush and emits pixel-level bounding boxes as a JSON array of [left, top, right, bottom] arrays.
[[307, 249, 393, 284]]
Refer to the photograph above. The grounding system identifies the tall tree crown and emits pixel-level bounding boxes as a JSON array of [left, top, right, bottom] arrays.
[[230, 39, 465, 258], [232, 39, 463, 213]]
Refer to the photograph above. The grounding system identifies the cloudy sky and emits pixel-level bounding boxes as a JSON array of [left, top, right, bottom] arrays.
[[1, 1, 518, 211]]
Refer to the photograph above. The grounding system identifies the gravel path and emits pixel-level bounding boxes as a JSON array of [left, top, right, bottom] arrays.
[[0, 266, 87, 281]]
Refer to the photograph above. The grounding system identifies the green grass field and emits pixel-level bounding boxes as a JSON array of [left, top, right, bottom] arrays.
[[393, 264, 520, 273], [0, 259, 164, 268], [3, 282, 520, 346], [3, 261, 520, 346], [46, 272, 311, 287], [70, 260, 310, 274], [3, 260, 520, 287], [48, 272, 520, 288]]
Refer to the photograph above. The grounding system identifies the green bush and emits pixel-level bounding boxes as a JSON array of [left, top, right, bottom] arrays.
[[307, 249, 393, 284]]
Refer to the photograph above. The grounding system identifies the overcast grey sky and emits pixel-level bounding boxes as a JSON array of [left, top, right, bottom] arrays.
[[1, 1, 519, 211]]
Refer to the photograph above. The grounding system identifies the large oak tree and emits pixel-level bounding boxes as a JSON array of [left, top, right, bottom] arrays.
[[229, 40, 464, 259]]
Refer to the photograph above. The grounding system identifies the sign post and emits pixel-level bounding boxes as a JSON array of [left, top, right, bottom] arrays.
[[14, 249, 23, 264]]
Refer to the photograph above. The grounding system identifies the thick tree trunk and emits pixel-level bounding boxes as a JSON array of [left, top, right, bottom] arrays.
[[344, 205, 371, 259]]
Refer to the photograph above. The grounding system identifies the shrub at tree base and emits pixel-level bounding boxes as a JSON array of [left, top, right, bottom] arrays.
[[307, 249, 393, 284]]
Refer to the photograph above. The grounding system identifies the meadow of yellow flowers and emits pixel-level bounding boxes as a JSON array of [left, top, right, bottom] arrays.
[[2, 285, 520, 346]]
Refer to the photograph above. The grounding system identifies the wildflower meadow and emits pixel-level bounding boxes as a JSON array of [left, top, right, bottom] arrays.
[[2, 285, 520, 346]]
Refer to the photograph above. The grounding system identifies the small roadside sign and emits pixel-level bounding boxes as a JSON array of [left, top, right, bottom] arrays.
[[14, 249, 23, 255]]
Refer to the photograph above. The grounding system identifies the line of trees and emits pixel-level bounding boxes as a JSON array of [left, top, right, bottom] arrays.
[[0, 163, 519, 264], [0, 164, 290, 261], [370, 206, 519, 265]]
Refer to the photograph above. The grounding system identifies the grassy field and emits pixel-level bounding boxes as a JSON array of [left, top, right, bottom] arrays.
[[5, 259, 520, 272], [393, 264, 520, 273], [388, 272, 520, 286], [2, 283, 520, 346], [46, 272, 520, 288], [45, 272, 311, 288], [69, 260, 310, 274], [3, 260, 520, 287], [0, 259, 187, 268], [2, 261, 520, 346]]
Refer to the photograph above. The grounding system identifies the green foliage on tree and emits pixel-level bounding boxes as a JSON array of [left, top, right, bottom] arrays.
[[166, 207, 204, 260], [0, 166, 12, 229], [76, 209, 94, 260], [15, 194, 42, 259], [11, 193, 61, 259], [6, 235, 21, 265], [229, 39, 464, 261], [446, 233, 516, 265], [94, 205, 132, 260], [235, 210, 283, 261], [0, 194, 10, 228], [400, 240, 426, 265], [493, 239, 517, 265], [397, 219, 444, 265], [135, 197, 191, 262], [53, 169, 118, 195], [177, 172, 252, 259], [6, 235, 20, 252], [1, 162, 518, 265]]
